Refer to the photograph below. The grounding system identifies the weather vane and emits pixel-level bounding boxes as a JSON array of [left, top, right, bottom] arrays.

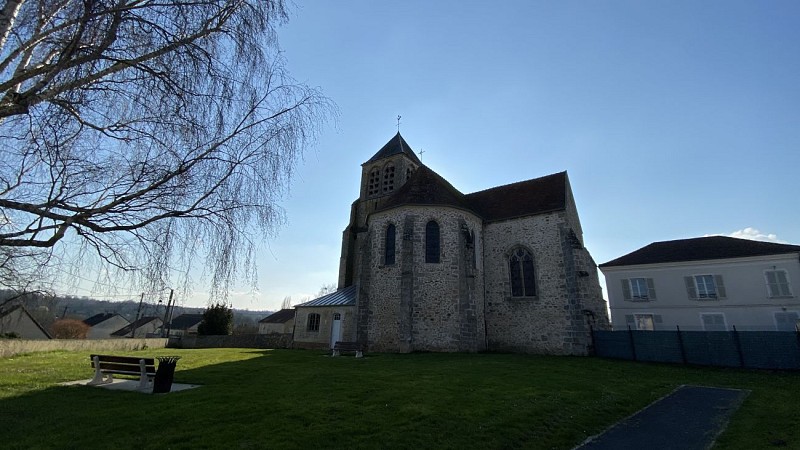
[[397, 115, 401, 132]]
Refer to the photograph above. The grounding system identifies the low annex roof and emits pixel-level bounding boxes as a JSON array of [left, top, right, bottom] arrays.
[[296, 285, 357, 308], [599, 236, 800, 268], [259, 309, 295, 324]]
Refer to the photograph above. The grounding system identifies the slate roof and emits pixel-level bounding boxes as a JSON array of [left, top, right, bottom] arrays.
[[259, 309, 295, 324], [377, 165, 475, 213], [376, 166, 568, 222], [296, 285, 357, 308], [83, 313, 118, 327], [111, 316, 160, 337], [364, 132, 423, 166], [169, 314, 204, 330], [465, 172, 567, 222], [600, 236, 800, 268]]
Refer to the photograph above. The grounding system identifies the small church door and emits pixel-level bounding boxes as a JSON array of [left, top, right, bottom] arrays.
[[330, 312, 342, 348]]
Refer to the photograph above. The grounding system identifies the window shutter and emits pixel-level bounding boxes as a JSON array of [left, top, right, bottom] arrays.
[[766, 271, 779, 297], [646, 278, 657, 300], [714, 275, 726, 299], [621, 279, 631, 300], [684, 276, 697, 299], [625, 314, 634, 324]]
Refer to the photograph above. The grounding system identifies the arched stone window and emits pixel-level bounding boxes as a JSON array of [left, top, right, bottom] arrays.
[[367, 168, 380, 196], [382, 163, 395, 193], [509, 247, 536, 297], [307, 313, 320, 332], [425, 220, 440, 263], [385, 224, 396, 265]]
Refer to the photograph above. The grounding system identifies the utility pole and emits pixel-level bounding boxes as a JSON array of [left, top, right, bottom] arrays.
[[130, 293, 144, 338], [162, 289, 174, 337]]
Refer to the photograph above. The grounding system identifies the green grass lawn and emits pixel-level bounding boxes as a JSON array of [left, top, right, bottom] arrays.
[[0, 348, 797, 449]]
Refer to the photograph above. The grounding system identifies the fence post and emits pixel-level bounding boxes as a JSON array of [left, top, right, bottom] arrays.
[[627, 325, 637, 361], [587, 323, 596, 356], [732, 325, 745, 368], [676, 325, 687, 365]]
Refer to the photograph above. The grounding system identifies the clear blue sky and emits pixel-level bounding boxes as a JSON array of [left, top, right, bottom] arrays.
[[192, 2, 800, 309]]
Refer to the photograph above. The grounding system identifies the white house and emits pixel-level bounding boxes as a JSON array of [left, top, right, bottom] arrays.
[[83, 313, 130, 339], [0, 304, 51, 339], [599, 236, 800, 332]]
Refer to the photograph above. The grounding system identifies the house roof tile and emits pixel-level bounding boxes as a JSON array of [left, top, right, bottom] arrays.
[[600, 236, 800, 268]]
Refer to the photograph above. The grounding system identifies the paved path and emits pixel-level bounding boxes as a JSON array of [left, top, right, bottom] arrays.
[[576, 385, 749, 450]]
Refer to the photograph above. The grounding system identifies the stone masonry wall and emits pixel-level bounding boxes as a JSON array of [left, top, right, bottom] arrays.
[[484, 212, 577, 354], [293, 306, 357, 349], [363, 206, 485, 352]]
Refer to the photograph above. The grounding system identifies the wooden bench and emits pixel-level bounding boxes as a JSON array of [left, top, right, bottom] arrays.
[[88, 354, 156, 390], [332, 341, 364, 358]]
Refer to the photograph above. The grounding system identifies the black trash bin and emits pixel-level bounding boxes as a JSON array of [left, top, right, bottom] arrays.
[[153, 356, 181, 393]]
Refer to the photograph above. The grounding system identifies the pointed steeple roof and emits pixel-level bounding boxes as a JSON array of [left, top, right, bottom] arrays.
[[364, 132, 422, 166]]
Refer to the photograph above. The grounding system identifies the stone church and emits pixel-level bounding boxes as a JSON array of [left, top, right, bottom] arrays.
[[293, 133, 609, 355]]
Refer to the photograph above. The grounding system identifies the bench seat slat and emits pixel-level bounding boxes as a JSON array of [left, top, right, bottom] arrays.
[[90, 354, 155, 365], [92, 362, 156, 374]]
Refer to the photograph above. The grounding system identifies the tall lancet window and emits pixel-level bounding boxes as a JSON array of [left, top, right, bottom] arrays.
[[385, 224, 396, 265], [509, 247, 536, 297], [425, 220, 440, 263]]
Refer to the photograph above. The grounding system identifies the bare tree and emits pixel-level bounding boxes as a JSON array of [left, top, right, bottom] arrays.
[[280, 295, 291, 309], [0, 1, 334, 298], [317, 283, 336, 297]]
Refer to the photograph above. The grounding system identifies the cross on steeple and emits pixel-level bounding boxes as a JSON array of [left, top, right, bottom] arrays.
[[396, 115, 401, 132]]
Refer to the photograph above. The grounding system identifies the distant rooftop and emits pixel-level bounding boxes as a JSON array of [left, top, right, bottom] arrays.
[[259, 309, 295, 324]]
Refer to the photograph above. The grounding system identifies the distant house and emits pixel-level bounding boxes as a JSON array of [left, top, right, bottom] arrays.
[[110, 316, 163, 338], [599, 236, 800, 332], [0, 303, 51, 339], [83, 313, 130, 339], [258, 309, 295, 335], [294, 286, 357, 349], [166, 314, 204, 336]]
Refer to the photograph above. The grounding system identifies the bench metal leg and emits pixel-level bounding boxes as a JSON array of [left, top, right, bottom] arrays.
[[137, 359, 151, 391], [355, 351, 363, 358], [332, 350, 340, 357], [87, 355, 112, 385]]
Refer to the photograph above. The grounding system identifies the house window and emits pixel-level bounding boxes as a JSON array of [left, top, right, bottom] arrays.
[[307, 313, 320, 332], [509, 247, 536, 297], [775, 312, 800, 332], [367, 168, 380, 196], [425, 220, 440, 263], [622, 278, 656, 301], [406, 167, 413, 180], [766, 270, 792, 298], [634, 314, 654, 331], [385, 224, 396, 265], [685, 275, 726, 300], [382, 164, 395, 193], [333, 313, 341, 321], [701, 313, 727, 331]]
